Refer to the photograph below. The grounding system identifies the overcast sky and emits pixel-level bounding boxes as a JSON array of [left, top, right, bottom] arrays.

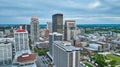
[[0, 0, 120, 24]]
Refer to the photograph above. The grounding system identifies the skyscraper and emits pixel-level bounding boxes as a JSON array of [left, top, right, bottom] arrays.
[[64, 20, 77, 41], [14, 26, 29, 52], [52, 14, 63, 33], [53, 41, 80, 67], [30, 15, 39, 44]]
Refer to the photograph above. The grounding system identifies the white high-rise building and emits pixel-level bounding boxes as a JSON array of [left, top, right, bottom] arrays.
[[14, 26, 29, 52], [30, 15, 39, 44], [0, 42, 12, 65], [49, 32, 63, 56], [53, 41, 80, 67]]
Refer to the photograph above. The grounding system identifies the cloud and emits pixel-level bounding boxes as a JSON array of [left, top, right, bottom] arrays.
[[88, 0, 101, 9], [64, 17, 93, 21], [0, 0, 120, 24]]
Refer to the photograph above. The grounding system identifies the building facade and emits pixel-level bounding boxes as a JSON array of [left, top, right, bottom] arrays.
[[14, 26, 29, 52], [53, 41, 80, 67], [0, 43, 12, 65], [52, 14, 63, 34], [0, 31, 3, 38], [30, 15, 39, 44], [64, 20, 77, 41], [49, 32, 63, 56], [47, 22, 52, 33]]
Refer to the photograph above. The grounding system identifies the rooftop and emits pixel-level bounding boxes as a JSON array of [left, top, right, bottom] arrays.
[[97, 41, 106, 44], [49, 32, 63, 36], [54, 41, 80, 52], [17, 53, 36, 63], [52, 13, 63, 16], [0, 38, 14, 43], [84, 47, 97, 51], [16, 29, 26, 32], [89, 43, 101, 46], [65, 20, 75, 22], [16, 26, 27, 33]]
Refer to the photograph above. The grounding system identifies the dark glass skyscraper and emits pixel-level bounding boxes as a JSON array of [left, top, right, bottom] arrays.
[[52, 14, 63, 33]]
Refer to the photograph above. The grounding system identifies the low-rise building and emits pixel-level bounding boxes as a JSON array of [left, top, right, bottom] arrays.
[[36, 41, 49, 50], [12, 50, 37, 67], [17, 53, 36, 66]]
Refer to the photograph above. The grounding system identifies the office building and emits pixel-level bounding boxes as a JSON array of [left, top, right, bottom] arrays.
[[45, 29, 49, 38], [40, 28, 49, 38], [52, 14, 63, 33], [30, 15, 39, 44], [47, 22, 52, 33], [14, 26, 29, 52], [53, 41, 80, 67], [0, 42, 12, 65], [64, 20, 77, 41], [49, 32, 63, 56], [36, 41, 49, 50]]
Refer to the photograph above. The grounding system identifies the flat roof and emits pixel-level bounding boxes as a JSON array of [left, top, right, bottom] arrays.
[[65, 20, 75, 22], [89, 43, 101, 46], [52, 13, 63, 16], [49, 32, 63, 36], [84, 47, 97, 51], [53, 41, 80, 52], [97, 41, 106, 44], [0, 38, 14, 41]]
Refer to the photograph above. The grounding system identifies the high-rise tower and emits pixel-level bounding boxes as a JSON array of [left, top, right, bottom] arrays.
[[30, 15, 39, 44], [52, 14, 63, 34], [53, 41, 80, 67], [14, 26, 29, 52], [49, 32, 63, 56], [64, 20, 76, 41]]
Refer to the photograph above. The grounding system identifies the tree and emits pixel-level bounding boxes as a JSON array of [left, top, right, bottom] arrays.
[[109, 60, 117, 67], [38, 50, 45, 56], [34, 48, 38, 52], [93, 54, 108, 67], [29, 38, 32, 50]]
